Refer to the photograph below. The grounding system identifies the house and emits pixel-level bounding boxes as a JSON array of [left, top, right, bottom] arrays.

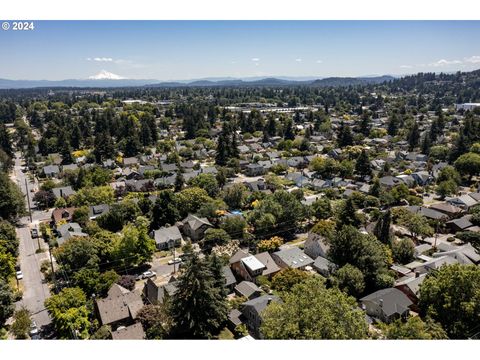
[[228, 309, 246, 330], [429, 202, 464, 218], [180, 214, 213, 241], [234, 281, 262, 300], [111, 323, 145, 340], [122, 157, 139, 167], [223, 265, 237, 292], [405, 206, 448, 221], [304, 232, 329, 259], [142, 276, 177, 305], [312, 256, 335, 276], [245, 163, 265, 176], [446, 215, 474, 232], [447, 195, 478, 210], [95, 284, 143, 328], [241, 295, 280, 338], [272, 247, 314, 270], [394, 272, 427, 306], [51, 207, 77, 225], [432, 243, 480, 265], [88, 204, 110, 220], [56, 222, 88, 246], [411, 171, 434, 186], [230, 250, 280, 282], [42, 164, 60, 178], [151, 225, 183, 250], [360, 288, 413, 323], [379, 176, 403, 188], [52, 186, 76, 199]]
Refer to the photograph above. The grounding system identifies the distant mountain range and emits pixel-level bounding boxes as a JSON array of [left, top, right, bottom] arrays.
[[0, 75, 396, 89]]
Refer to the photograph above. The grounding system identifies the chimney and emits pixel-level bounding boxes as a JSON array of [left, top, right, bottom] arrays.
[[60, 189, 63, 198], [267, 297, 273, 304], [415, 271, 420, 278], [379, 299, 383, 308]]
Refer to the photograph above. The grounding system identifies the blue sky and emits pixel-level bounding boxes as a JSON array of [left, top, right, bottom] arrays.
[[1, 21, 480, 80]]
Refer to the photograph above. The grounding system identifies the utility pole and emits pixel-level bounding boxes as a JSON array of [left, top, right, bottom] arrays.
[[172, 246, 176, 275], [24, 178, 32, 223]]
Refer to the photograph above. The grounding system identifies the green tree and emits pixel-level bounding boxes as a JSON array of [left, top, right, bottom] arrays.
[[71, 185, 114, 206], [337, 121, 354, 147], [330, 264, 365, 297], [382, 316, 448, 339], [271, 268, 309, 293], [170, 253, 228, 339], [437, 165, 461, 185], [0, 279, 14, 326], [392, 238, 415, 264], [436, 179, 458, 199], [328, 225, 390, 290], [175, 187, 212, 218], [202, 228, 231, 248], [355, 149, 372, 178], [0, 171, 25, 220], [261, 277, 368, 339], [373, 210, 393, 245], [454, 152, 480, 179], [310, 197, 332, 220], [151, 190, 180, 229], [45, 287, 91, 339], [187, 173, 219, 197], [419, 264, 480, 339], [336, 198, 362, 228], [54, 236, 99, 276], [11, 307, 31, 339], [220, 216, 246, 239], [222, 183, 248, 210]]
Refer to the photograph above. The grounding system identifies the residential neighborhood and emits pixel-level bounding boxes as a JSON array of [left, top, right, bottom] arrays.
[[1, 20, 480, 343]]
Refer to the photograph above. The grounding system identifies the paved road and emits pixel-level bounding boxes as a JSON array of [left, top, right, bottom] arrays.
[[11, 151, 53, 332]]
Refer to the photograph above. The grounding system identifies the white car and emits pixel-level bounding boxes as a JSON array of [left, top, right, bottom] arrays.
[[168, 258, 183, 265], [137, 270, 156, 280], [16, 271, 23, 280], [30, 321, 39, 337]]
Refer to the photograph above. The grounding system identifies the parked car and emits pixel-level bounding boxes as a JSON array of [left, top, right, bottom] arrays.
[[168, 258, 183, 265], [16, 270, 24, 280], [136, 270, 157, 280], [30, 321, 39, 337], [31, 228, 39, 238]]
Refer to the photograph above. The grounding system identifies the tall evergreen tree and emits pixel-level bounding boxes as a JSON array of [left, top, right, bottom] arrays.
[[170, 253, 228, 339], [408, 122, 420, 151], [355, 149, 372, 178], [337, 121, 353, 147], [373, 210, 392, 245]]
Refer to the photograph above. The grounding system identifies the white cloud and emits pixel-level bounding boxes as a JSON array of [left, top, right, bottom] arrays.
[[428, 59, 462, 67], [251, 58, 260, 62], [316, 60, 323, 64], [295, 58, 302, 62], [400, 65, 413, 69], [87, 57, 114, 62], [465, 56, 480, 64]]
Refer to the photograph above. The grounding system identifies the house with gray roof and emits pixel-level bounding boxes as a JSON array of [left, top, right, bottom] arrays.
[[180, 214, 213, 241], [95, 284, 143, 327], [360, 288, 413, 323], [42, 164, 60, 178], [88, 204, 110, 220], [272, 247, 314, 270], [241, 295, 281, 338], [151, 225, 183, 250], [143, 277, 177, 305], [52, 186, 76, 199], [234, 281, 262, 300], [56, 222, 87, 246]]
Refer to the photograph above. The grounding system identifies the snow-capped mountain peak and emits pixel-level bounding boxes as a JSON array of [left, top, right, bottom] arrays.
[[88, 70, 126, 80]]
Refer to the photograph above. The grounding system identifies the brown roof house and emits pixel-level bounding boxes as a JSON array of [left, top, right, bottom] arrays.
[[111, 323, 145, 340], [95, 284, 143, 329], [51, 207, 77, 226], [229, 250, 280, 284]]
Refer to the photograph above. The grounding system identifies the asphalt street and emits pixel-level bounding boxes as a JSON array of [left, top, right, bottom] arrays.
[[11, 152, 53, 332]]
